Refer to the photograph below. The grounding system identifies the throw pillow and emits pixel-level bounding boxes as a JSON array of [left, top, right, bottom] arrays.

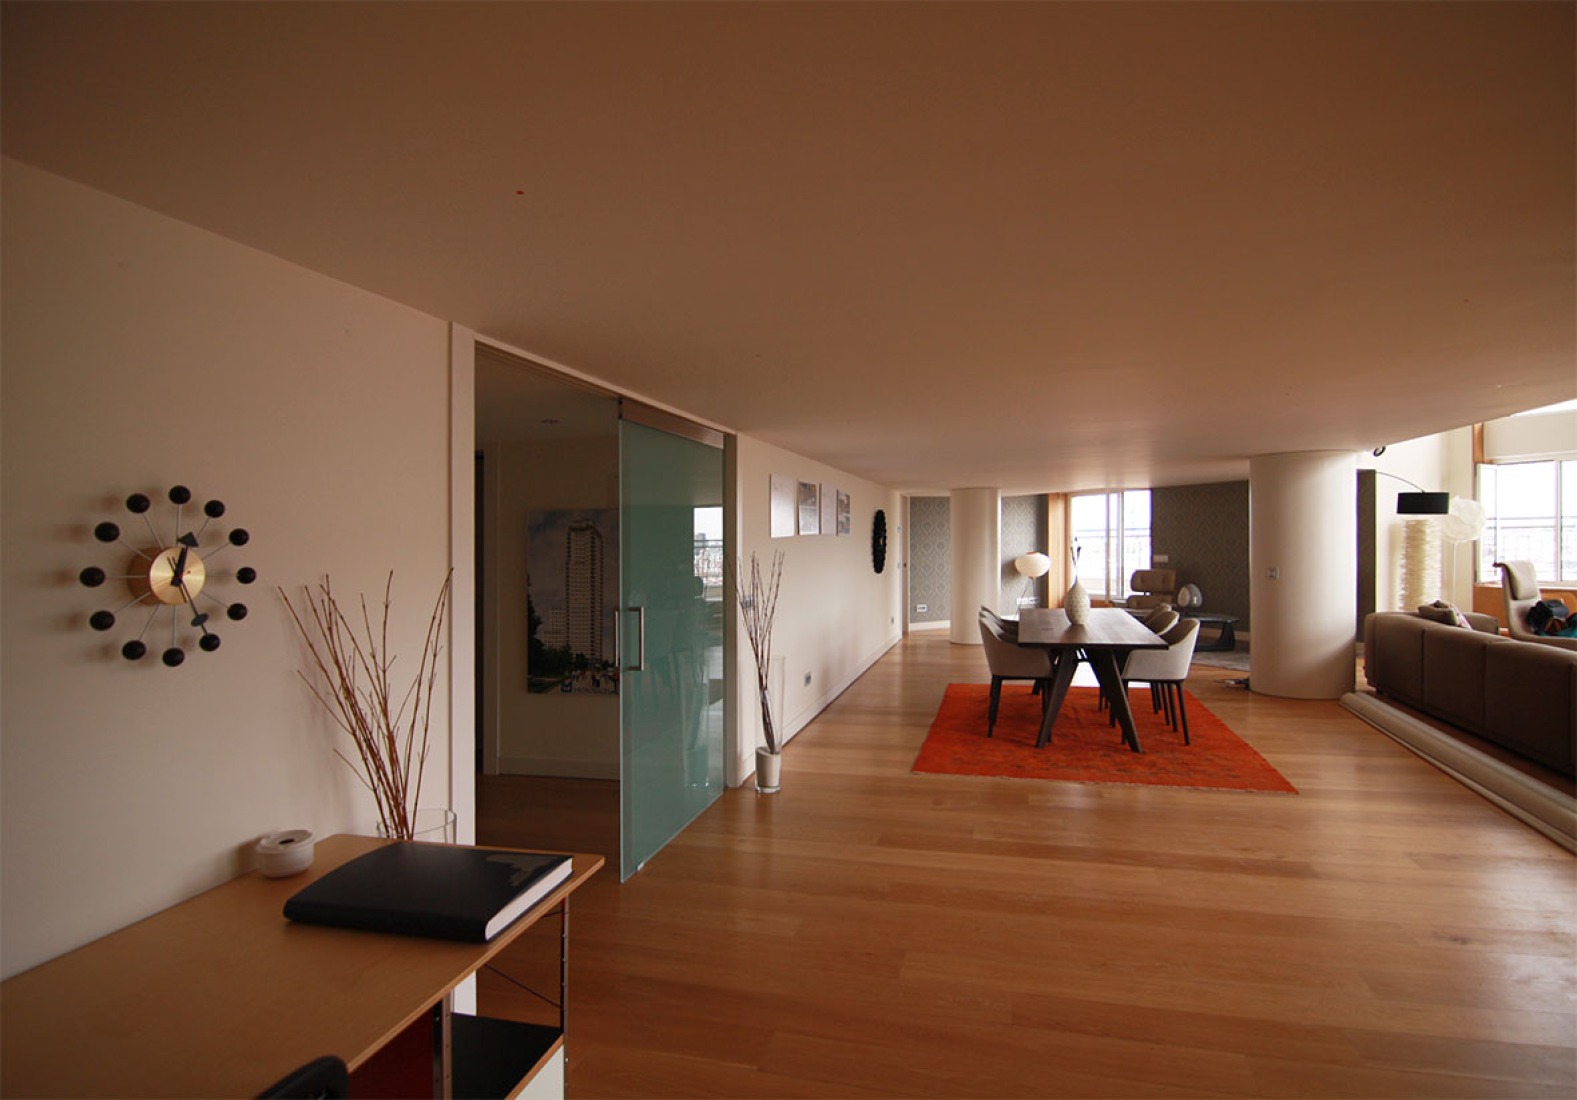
[[1417, 601, 1470, 628]]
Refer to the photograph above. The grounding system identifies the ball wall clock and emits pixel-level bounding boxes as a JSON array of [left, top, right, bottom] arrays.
[[871, 509, 887, 575], [78, 485, 256, 667]]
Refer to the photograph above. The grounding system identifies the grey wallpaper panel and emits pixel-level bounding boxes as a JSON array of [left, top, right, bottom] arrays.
[[1001, 495, 1049, 610], [909, 496, 950, 623], [1151, 481, 1251, 632]]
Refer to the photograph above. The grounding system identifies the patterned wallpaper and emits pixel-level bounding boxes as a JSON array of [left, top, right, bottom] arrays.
[[1001, 495, 1049, 610], [909, 496, 950, 623], [1152, 481, 1250, 630]]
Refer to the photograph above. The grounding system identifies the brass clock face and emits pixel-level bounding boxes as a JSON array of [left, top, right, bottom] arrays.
[[80, 485, 256, 667]]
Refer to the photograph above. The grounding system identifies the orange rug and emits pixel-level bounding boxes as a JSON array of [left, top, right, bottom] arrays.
[[912, 683, 1297, 793]]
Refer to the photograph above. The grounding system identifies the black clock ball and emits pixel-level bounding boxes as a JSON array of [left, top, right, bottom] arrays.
[[236, 567, 257, 584], [89, 610, 116, 631], [162, 647, 185, 667], [125, 494, 151, 514], [121, 640, 147, 661], [228, 528, 250, 547], [199, 634, 222, 653], [79, 567, 106, 588], [94, 522, 120, 543], [204, 500, 226, 519], [168, 485, 192, 505], [227, 603, 248, 621]]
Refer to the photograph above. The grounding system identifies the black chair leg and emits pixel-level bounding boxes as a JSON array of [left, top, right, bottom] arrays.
[[1176, 683, 1190, 744], [988, 677, 1002, 737]]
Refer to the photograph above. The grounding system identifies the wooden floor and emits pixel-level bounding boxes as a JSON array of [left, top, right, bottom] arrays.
[[477, 631, 1576, 1098]]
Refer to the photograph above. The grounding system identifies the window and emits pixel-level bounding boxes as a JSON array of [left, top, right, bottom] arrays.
[[1477, 460, 1577, 583], [1069, 490, 1152, 600]]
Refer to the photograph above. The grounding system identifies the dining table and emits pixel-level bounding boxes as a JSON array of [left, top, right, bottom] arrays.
[[1015, 607, 1168, 752]]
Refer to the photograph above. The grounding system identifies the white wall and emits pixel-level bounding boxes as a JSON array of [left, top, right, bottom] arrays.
[[731, 437, 903, 784], [1360, 428, 1473, 609], [1, 159, 456, 976]]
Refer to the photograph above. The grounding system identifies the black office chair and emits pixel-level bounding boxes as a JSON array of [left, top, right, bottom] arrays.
[[257, 1055, 349, 1100]]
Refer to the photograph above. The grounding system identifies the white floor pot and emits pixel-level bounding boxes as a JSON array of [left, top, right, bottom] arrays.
[[755, 748, 782, 793]]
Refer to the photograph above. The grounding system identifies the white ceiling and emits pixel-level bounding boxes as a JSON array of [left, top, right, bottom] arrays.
[[4, 1, 1573, 493]]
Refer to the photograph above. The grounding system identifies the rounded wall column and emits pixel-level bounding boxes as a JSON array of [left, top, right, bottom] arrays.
[[1249, 452, 1357, 699], [949, 488, 1001, 645]]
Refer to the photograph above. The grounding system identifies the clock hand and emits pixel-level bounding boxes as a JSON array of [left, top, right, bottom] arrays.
[[176, 578, 210, 630], [170, 533, 197, 587]]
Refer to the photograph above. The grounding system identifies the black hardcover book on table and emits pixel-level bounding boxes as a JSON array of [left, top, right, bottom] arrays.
[[283, 842, 573, 943]]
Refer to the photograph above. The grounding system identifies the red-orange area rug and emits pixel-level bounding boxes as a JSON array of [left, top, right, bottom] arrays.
[[913, 683, 1297, 793]]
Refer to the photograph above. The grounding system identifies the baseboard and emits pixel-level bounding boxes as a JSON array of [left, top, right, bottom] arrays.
[[778, 630, 903, 748], [1341, 692, 1576, 853]]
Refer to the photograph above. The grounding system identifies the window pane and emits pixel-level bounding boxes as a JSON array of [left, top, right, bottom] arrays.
[[1121, 490, 1151, 599], [1070, 494, 1109, 596], [1487, 461, 1557, 579], [1563, 461, 1577, 583], [1476, 464, 1498, 582]]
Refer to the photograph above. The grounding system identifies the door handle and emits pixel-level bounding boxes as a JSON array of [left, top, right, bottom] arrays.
[[627, 605, 646, 672]]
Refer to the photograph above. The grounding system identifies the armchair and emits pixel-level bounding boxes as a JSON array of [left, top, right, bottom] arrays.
[[1495, 561, 1577, 650], [1126, 568, 1176, 611]]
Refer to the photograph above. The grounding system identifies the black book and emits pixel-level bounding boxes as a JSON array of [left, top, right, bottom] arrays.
[[283, 842, 573, 943]]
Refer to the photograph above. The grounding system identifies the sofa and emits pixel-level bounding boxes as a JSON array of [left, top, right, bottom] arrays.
[[1363, 610, 1576, 778]]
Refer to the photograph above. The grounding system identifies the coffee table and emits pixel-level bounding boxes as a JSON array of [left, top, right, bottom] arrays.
[[1016, 607, 1168, 752], [1181, 611, 1238, 651]]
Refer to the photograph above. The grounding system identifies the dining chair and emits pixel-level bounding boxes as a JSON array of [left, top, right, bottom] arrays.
[[979, 605, 1018, 639], [1142, 607, 1180, 636], [1117, 617, 1201, 742], [978, 612, 1054, 737]]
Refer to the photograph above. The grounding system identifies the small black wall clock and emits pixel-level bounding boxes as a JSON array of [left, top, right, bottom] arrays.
[[79, 485, 256, 667], [871, 509, 887, 574]]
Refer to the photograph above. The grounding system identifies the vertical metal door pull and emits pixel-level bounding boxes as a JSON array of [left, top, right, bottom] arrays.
[[628, 606, 646, 671]]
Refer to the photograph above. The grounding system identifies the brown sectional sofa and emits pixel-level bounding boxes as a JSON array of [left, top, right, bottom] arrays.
[[1363, 611, 1576, 778]]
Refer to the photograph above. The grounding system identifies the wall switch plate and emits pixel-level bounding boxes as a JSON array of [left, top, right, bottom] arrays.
[[1153, 553, 1170, 563], [1267, 567, 1280, 580], [916, 603, 928, 613], [803, 671, 812, 687]]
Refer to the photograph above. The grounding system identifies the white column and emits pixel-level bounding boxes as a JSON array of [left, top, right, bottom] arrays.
[[949, 488, 1001, 644], [1249, 452, 1357, 699]]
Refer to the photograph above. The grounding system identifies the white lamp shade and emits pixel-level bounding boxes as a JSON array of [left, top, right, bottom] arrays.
[[1013, 552, 1052, 579]]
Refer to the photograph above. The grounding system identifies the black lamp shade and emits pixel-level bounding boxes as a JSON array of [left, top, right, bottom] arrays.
[[1397, 491, 1450, 515]]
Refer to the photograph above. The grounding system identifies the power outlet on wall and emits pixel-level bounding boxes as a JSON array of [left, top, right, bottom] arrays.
[[803, 671, 812, 687], [916, 603, 928, 613]]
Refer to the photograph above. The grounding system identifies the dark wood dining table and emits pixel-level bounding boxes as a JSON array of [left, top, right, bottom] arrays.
[[1016, 607, 1168, 752]]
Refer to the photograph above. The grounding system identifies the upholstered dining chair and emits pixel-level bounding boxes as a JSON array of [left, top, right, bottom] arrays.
[[1142, 607, 1180, 637], [978, 612, 1054, 737], [979, 605, 1018, 639], [1117, 617, 1201, 742]]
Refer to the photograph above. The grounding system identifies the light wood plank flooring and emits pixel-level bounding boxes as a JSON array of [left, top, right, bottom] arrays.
[[478, 632, 1576, 1098]]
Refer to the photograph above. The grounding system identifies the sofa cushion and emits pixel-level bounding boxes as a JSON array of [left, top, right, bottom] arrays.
[[1364, 613, 1425, 705], [1421, 625, 1496, 734], [1483, 642, 1577, 777]]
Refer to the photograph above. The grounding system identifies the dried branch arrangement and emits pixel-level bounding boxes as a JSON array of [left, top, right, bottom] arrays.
[[280, 571, 452, 840], [736, 550, 785, 754]]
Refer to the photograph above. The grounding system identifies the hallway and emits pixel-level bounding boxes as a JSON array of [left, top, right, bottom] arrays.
[[479, 631, 1575, 1098]]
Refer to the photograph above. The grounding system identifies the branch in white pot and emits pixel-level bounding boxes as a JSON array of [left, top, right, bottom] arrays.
[[736, 550, 784, 754]]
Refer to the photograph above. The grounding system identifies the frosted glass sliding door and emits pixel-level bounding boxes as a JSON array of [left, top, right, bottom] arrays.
[[618, 415, 725, 879]]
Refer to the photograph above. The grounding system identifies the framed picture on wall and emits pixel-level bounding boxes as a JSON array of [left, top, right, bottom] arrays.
[[797, 481, 820, 535], [819, 484, 836, 535], [770, 475, 795, 538], [836, 490, 851, 535]]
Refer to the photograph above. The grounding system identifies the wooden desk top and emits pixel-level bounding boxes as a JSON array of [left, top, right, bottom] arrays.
[[1017, 607, 1168, 651], [0, 834, 603, 1099]]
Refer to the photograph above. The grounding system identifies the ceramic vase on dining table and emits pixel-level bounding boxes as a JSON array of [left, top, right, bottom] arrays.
[[1065, 576, 1091, 625]]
